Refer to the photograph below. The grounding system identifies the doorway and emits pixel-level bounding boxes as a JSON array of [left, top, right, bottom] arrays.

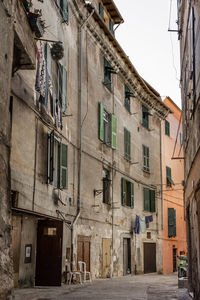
[[11, 215, 22, 287], [173, 247, 177, 272], [102, 238, 111, 278], [35, 220, 63, 286], [123, 238, 131, 275], [77, 236, 91, 273], [144, 242, 156, 273]]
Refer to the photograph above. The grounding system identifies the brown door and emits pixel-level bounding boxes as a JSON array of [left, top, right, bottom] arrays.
[[11, 215, 22, 287], [144, 242, 156, 273], [123, 238, 131, 275], [102, 238, 111, 278], [35, 220, 63, 286], [77, 236, 90, 272], [173, 248, 177, 272]]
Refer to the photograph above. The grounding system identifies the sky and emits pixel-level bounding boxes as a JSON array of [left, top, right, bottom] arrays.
[[114, 0, 181, 108]]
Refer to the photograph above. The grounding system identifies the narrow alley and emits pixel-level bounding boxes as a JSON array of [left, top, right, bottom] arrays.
[[13, 274, 190, 300]]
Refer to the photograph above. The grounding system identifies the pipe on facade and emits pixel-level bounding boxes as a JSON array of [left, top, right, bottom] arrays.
[[159, 119, 163, 230], [70, 2, 95, 269]]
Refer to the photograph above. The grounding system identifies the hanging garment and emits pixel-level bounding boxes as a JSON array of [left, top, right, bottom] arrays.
[[139, 216, 146, 233], [35, 44, 47, 98], [145, 215, 153, 228], [134, 215, 140, 234]]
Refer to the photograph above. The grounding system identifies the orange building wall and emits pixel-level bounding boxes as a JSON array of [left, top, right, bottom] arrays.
[[162, 97, 187, 274]]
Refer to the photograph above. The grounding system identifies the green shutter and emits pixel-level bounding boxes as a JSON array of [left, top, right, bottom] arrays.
[[60, 143, 68, 189], [111, 114, 117, 149], [109, 19, 114, 34], [130, 182, 134, 208], [99, 2, 104, 19], [143, 188, 150, 211], [45, 43, 52, 77], [58, 64, 67, 114], [168, 208, 176, 237], [48, 131, 54, 183], [124, 128, 130, 160], [150, 190, 155, 212], [121, 178, 126, 206], [60, 0, 69, 23], [165, 120, 170, 136], [99, 102, 104, 141]]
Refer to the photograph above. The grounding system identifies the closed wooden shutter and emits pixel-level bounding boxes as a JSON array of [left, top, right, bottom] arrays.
[[165, 120, 170, 136], [143, 188, 150, 211], [111, 114, 117, 149], [60, 143, 68, 189], [48, 131, 54, 183], [124, 128, 131, 160], [168, 208, 176, 237], [99, 102, 104, 141], [99, 2, 104, 19], [130, 182, 134, 208], [121, 178, 126, 206], [150, 190, 155, 212], [58, 64, 67, 114], [60, 0, 69, 23]]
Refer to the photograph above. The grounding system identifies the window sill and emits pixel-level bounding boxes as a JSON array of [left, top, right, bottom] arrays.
[[103, 81, 112, 93], [122, 205, 134, 209], [124, 156, 131, 163], [143, 168, 150, 174]]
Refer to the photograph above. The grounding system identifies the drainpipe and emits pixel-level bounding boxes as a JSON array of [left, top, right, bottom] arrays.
[[160, 119, 163, 230], [70, 2, 95, 270]]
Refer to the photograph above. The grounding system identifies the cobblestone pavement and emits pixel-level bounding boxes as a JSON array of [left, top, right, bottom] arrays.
[[13, 274, 191, 300]]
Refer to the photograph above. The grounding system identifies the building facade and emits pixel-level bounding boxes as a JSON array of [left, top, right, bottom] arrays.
[[161, 97, 187, 274], [1, 0, 169, 292], [178, 0, 200, 298]]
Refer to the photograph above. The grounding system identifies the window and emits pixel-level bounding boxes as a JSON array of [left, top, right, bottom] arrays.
[[99, 2, 104, 19], [168, 208, 176, 237], [142, 105, 149, 129], [121, 178, 134, 208], [143, 188, 155, 212], [165, 120, 170, 136], [124, 128, 131, 160], [143, 145, 150, 172], [55, 0, 69, 24], [180, 132, 183, 146], [103, 169, 110, 204], [109, 19, 114, 35], [124, 85, 130, 111], [104, 57, 116, 91], [48, 131, 68, 189], [99, 102, 117, 149], [166, 166, 173, 187], [58, 63, 68, 115]]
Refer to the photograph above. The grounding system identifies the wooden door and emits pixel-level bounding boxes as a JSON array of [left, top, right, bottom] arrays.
[[102, 238, 111, 278], [11, 215, 22, 287], [144, 242, 156, 273], [173, 248, 177, 272], [123, 238, 131, 275], [77, 236, 90, 272], [35, 220, 63, 286]]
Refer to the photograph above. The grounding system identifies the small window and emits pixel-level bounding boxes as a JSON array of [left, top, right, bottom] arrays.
[[103, 57, 116, 91], [124, 128, 131, 161], [48, 131, 68, 189], [143, 145, 150, 172], [143, 188, 155, 212], [142, 105, 149, 129], [124, 85, 130, 112], [121, 178, 134, 208], [166, 166, 173, 187], [180, 132, 183, 145], [165, 120, 170, 136], [99, 102, 117, 149], [109, 19, 114, 35], [168, 208, 176, 237], [99, 2, 104, 19], [55, 0, 69, 24], [103, 169, 110, 204]]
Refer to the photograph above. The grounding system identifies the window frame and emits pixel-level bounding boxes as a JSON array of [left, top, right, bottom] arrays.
[[121, 178, 134, 208], [142, 145, 150, 173], [142, 105, 149, 129], [124, 85, 131, 112]]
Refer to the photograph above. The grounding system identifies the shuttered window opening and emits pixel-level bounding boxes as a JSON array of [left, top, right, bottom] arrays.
[[143, 188, 155, 212], [142, 105, 149, 129], [48, 131, 68, 189], [103, 169, 111, 204], [165, 120, 170, 136], [124, 85, 130, 112], [166, 166, 174, 187], [124, 128, 131, 161], [58, 63, 68, 115], [55, 0, 69, 24], [168, 208, 176, 237], [121, 178, 134, 208], [103, 57, 116, 91], [98, 102, 117, 149], [109, 19, 114, 35], [99, 2, 104, 20], [143, 145, 150, 173]]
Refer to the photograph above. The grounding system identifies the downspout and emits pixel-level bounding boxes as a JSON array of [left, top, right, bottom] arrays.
[[160, 119, 163, 230], [71, 2, 95, 269]]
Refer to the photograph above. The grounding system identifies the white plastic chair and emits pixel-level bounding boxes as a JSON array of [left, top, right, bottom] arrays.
[[69, 267, 82, 284], [78, 261, 91, 282]]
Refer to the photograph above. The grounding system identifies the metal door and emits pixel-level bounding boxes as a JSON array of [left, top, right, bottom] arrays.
[[143, 242, 156, 273], [123, 238, 131, 275], [77, 236, 90, 272], [102, 238, 111, 278], [35, 220, 63, 286]]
